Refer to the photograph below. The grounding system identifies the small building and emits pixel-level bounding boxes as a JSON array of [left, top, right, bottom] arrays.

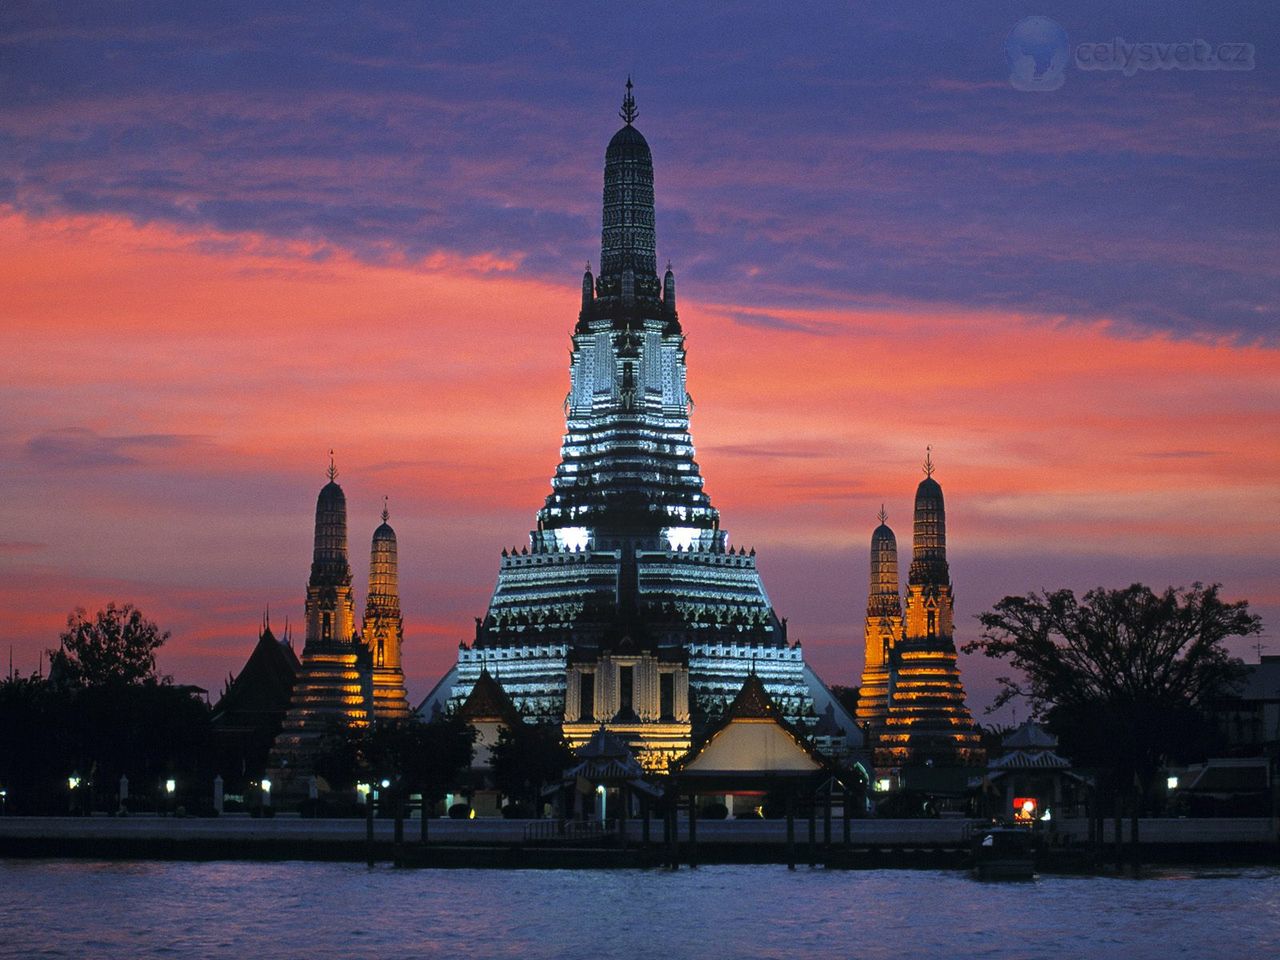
[[1213, 656, 1280, 759], [969, 721, 1091, 822], [674, 672, 853, 820], [547, 726, 661, 822], [456, 668, 522, 817], [1173, 757, 1273, 817]]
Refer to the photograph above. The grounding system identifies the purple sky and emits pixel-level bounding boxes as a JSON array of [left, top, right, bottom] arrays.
[[1, 2, 1276, 721]]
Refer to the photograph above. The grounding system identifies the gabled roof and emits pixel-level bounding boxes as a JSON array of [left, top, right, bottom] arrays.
[[457, 668, 521, 724], [726, 671, 784, 720], [211, 626, 299, 724], [675, 673, 831, 780]]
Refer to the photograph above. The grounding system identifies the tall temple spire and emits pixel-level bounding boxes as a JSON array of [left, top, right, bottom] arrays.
[[597, 78, 658, 293], [877, 459, 983, 769], [268, 469, 371, 788], [308, 468, 354, 640], [364, 501, 409, 719], [440, 84, 838, 776], [857, 510, 902, 732], [909, 449, 948, 587]]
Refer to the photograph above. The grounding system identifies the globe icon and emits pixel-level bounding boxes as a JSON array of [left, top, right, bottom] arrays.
[[1006, 16, 1069, 91]]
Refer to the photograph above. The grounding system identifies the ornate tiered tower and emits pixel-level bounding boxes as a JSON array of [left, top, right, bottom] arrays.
[[363, 501, 410, 720], [268, 457, 373, 783], [435, 81, 861, 771], [856, 508, 901, 734], [876, 451, 983, 768]]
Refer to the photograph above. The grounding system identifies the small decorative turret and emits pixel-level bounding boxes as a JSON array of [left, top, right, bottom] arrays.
[[363, 498, 409, 720], [663, 261, 676, 316], [868, 507, 902, 618], [909, 446, 948, 587], [857, 506, 901, 732], [581, 261, 594, 315], [305, 451, 355, 646]]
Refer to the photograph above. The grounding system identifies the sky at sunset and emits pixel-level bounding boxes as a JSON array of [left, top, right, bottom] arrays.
[[2, 2, 1277, 722]]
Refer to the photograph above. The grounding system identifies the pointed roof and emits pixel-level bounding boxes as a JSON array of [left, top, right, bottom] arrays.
[[726, 671, 783, 720], [1002, 721, 1058, 750], [568, 726, 646, 781], [675, 674, 832, 780], [211, 625, 300, 724], [457, 668, 521, 724]]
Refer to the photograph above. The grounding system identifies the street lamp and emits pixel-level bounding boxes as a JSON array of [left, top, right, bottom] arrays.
[[165, 779, 176, 796], [261, 778, 272, 809]]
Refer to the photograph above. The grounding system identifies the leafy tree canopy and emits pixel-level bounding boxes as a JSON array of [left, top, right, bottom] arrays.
[[490, 721, 574, 812], [966, 582, 1258, 786], [51, 602, 169, 687]]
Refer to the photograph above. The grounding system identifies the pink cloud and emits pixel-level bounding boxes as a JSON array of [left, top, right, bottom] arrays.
[[0, 208, 1275, 711]]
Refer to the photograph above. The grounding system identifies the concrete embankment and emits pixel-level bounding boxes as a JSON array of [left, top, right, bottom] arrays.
[[1, 816, 1276, 869]]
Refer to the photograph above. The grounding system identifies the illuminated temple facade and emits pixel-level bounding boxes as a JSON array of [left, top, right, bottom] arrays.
[[422, 82, 860, 772], [268, 464, 409, 783], [858, 454, 984, 769]]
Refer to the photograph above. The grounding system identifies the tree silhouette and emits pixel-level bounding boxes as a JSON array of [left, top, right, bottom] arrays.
[[51, 602, 169, 687], [967, 582, 1258, 845]]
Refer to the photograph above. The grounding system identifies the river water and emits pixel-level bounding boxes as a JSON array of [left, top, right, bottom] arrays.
[[1, 861, 1277, 959]]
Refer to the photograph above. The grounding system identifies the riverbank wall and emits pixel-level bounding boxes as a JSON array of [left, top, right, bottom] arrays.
[[2, 816, 1276, 869]]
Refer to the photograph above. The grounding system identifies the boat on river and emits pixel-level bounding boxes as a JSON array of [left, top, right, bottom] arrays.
[[973, 826, 1036, 880]]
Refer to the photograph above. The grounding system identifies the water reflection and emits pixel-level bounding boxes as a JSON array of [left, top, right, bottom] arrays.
[[1, 862, 1277, 959]]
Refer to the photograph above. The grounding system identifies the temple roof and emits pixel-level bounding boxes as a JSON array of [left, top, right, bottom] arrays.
[[1002, 721, 1058, 750], [726, 671, 783, 721], [211, 624, 300, 725], [675, 672, 832, 779], [457, 668, 521, 724]]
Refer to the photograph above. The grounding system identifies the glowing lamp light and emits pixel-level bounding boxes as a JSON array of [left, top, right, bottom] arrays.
[[875, 778, 891, 793], [1040, 808, 1052, 822], [165, 779, 176, 795], [356, 783, 371, 798], [261, 779, 271, 794], [1167, 776, 1179, 791], [468, 808, 476, 820], [380, 779, 391, 789], [68, 776, 81, 790], [1013, 796, 1037, 821]]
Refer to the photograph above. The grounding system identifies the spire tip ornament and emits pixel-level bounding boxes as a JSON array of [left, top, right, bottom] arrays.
[[878, 504, 888, 525], [923, 445, 934, 478], [619, 75, 638, 125], [382, 496, 389, 524], [327, 450, 337, 482]]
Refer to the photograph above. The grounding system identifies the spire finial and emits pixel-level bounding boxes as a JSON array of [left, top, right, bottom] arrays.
[[327, 449, 337, 482], [923, 445, 934, 478], [585, 260, 592, 273], [877, 504, 887, 525], [382, 496, 389, 524], [619, 75, 638, 125]]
